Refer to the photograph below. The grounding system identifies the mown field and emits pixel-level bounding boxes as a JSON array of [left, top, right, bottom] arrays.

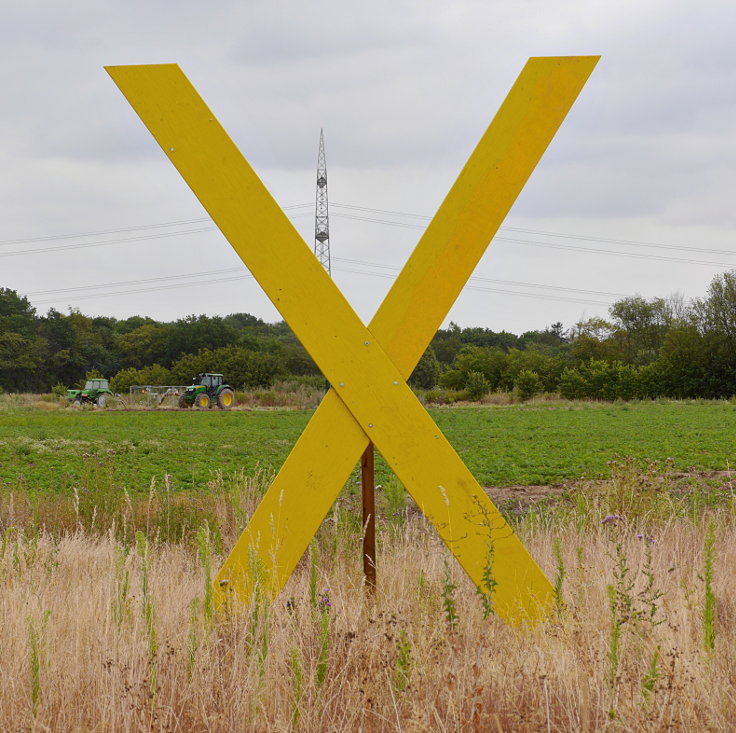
[[1, 400, 735, 494]]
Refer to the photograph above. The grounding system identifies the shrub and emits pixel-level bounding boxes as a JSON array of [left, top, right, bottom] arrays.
[[464, 371, 490, 401], [558, 367, 587, 400], [51, 383, 67, 398], [110, 364, 174, 394], [515, 370, 542, 402], [439, 369, 467, 390]]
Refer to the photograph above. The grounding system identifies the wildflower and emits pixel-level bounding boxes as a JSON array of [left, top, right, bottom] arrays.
[[637, 533, 656, 544], [601, 514, 624, 527], [318, 588, 332, 613]]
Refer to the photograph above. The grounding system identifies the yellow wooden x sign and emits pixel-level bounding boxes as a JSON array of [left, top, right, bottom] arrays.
[[108, 56, 598, 624]]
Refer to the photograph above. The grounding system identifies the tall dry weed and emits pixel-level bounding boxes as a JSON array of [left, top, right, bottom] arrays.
[[3, 463, 736, 729], [0, 509, 735, 730]]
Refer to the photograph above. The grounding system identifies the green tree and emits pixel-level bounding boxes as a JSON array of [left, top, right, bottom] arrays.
[[0, 288, 37, 338], [281, 343, 320, 376], [164, 315, 237, 365], [409, 346, 440, 389], [431, 323, 463, 365], [454, 346, 506, 389], [118, 324, 170, 369], [609, 296, 672, 365], [0, 289, 43, 391], [694, 270, 736, 352], [0, 331, 43, 392]]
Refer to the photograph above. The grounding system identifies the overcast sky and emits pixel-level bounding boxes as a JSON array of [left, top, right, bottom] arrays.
[[2, 0, 735, 335]]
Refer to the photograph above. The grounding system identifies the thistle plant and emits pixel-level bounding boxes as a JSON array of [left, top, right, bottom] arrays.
[[703, 519, 716, 652], [641, 646, 661, 703], [290, 647, 304, 727], [477, 536, 497, 619], [442, 557, 459, 631], [27, 610, 51, 718], [394, 630, 413, 693], [196, 522, 214, 631], [606, 540, 635, 719], [553, 536, 566, 612], [316, 588, 331, 688], [187, 597, 200, 677], [308, 538, 319, 609], [112, 543, 130, 631], [135, 531, 158, 698]]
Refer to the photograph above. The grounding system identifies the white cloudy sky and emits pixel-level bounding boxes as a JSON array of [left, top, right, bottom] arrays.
[[1, 0, 735, 335]]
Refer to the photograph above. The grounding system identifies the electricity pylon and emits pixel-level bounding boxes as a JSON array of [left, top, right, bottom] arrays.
[[314, 129, 330, 274]]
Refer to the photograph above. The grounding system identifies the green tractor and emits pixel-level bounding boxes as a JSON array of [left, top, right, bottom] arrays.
[[67, 378, 116, 407], [178, 373, 236, 410]]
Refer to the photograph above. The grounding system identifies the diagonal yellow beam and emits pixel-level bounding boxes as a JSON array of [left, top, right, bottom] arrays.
[[108, 58, 598, 623], [208, 56, 598, 613]]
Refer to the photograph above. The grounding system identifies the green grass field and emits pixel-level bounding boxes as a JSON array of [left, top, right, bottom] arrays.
[[2, 400, 735, 494]]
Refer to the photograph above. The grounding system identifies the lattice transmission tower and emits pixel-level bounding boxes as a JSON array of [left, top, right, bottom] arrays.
[[314, 128, 331, 274]]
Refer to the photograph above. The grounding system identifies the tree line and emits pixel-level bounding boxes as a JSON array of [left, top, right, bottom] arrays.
[[1, 269, 736, 400]]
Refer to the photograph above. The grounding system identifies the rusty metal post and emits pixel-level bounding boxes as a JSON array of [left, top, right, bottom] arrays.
[[361, 442, 376, 592]]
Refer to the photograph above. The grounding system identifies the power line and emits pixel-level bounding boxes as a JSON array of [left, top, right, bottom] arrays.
[[0, 208, 316, 257], [5, 202, 736, 268], [328, 211, 736, 269], [25, 267, 246, 297], [332, 257, 627, 298], [27, 255, 616, 309], [0, 203, 312, 247], [331, 202, 431, 220], [8, 200, 736, 260], [333, 266, 612, 307], [331, 202, 736, 258], [0, 226, 218, 258], [0, 218, 211, 246], [493, 236, 736, 269], [33, 273, 255, 306], [33, 266, 610, 309], [24, 254, 625, 302]]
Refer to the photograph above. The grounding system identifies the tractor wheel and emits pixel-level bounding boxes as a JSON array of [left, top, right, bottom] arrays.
[[194, 392, 210, 409], [178, 394, 188, 409], [72, 397, 82, 407], [96, 393, 108, 408], [217, 388, 236, 410]]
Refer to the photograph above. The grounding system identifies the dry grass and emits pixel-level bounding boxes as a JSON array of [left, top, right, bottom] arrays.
[[2, 490, 736, 731]]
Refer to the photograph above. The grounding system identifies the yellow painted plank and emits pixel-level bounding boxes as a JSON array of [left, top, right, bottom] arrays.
[[207, 56, 598, 614], [107, 58, 597, 623]]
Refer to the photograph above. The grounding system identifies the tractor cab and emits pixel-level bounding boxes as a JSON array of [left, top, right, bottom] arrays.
[[194, 373, 224, 390], [85, 379, 110, 391]]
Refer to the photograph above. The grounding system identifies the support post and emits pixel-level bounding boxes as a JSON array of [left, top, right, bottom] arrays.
[[361, 442, 376, 593]]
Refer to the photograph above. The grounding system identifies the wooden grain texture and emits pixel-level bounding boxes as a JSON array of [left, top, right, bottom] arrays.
[[107, 57, 598, 623]]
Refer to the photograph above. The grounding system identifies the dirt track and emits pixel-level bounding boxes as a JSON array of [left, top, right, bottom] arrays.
[[485, 469, 736, 508]]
